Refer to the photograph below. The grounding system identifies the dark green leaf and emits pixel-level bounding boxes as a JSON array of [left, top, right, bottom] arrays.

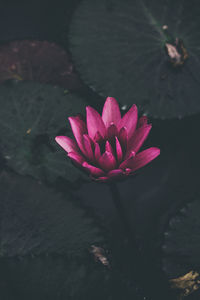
[[162, 197, 200, 278], [69, 0, 200, 118], [0, 256, 110, 300], [0, 172, 102, 257], [0, 81, 89, 183], [0, 172, 145, 300]]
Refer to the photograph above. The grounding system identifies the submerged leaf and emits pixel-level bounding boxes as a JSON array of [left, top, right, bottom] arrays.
[[69, 0, 200, 118]]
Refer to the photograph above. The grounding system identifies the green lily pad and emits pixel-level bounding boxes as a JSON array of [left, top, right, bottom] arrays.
[[0, 172, 146, 300], [69, 0, 200, 118], [0, 172, 103, 257], [0, 81, 89, 184], [0, 172, 110, 300], [162, 197, 200, 278], [0, 256, 110, 300]]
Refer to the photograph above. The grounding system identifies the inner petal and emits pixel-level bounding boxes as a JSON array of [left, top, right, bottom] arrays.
[[98, 151, 117, 171]]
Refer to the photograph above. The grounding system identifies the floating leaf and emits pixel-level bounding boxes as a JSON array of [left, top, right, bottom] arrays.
[[0, 81, 89, 183], [0, 172, 146, 300], [0, 172, 102, 257], [0, 40, 81, 89], [163, 198, 200, 279], [0, 256, 110, 300], [0, 171, 110, 299], [69, 0, 200, 118]]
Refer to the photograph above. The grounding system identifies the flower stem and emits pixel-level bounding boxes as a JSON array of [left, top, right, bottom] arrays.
[[108, 181, 174, 300], [108, 181, 136, 244]]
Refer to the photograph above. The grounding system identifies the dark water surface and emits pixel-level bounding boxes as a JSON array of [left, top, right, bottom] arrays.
[[0, 1, 199, 300]]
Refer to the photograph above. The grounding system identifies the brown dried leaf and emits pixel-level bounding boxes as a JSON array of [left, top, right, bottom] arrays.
[[0, 40, 81, 89], [165, 38, 189, 67], [170, 271, 200, 299], [90, 245, 110, 268]]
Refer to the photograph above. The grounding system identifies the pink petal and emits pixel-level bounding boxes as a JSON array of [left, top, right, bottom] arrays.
[[83, 134, 94, 161], [118, 104, 138, 138], [105, 140, 114, 154], [86, 106, 106, 139], [119, 151, 136, 169], [96, 176, 109, 182], [126, 124, 152, 158], [94, 143, 101, 161], [125, 168, 132, 175], [98, 151, 117, 171], [82, 162, 105, 177], [68, 116, 87, 155], [102, 97, 121, 127], [107, 123, 118, 139], [108, 169, 123, 178], [118, 127, 128, 151], [121, 147, 160, 172], [115, 136, 123, 162], [68, 151, 85, 165], [138, 116, 148, 128], [94, 131, 103, 143], [55, 136, 78, 153]]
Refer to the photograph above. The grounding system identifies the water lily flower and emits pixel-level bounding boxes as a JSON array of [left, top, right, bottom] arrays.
[[55, 97, 160, 181]]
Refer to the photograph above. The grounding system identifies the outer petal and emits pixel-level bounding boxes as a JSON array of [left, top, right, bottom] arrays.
[[108, 169, 123, 178], [125, 168, 132, 175], [55, 136, 78, 153], [118, 104, 138, 138], [83, 134, 94, 161], [98, 151, 117, 171], [86, 106, 106, 139], [119, 151, 136, 169], [82, 162, 105, 177], [96, 176, 109, 182], [68, 151, 85, 165], [68, 116, 87, 155], [126, 124, 152, 158], [120, 147, 160, 172], [102, 97, 121, 127]]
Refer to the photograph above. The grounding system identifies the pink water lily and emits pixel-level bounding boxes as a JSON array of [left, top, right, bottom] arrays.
[[55, 97, 160, 181]]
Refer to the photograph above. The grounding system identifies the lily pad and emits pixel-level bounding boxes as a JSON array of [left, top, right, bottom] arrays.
[[162, 197, 200, 279], [69, 0, 200, 118], [0, 40, 81, 90], [0, 172, 103, 256], [0, 81, 89, 184], [0, 172, 146, 300], [0, 256, 110, 300], [0, 171, 111, 299], [0, 256, 145, 300]]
